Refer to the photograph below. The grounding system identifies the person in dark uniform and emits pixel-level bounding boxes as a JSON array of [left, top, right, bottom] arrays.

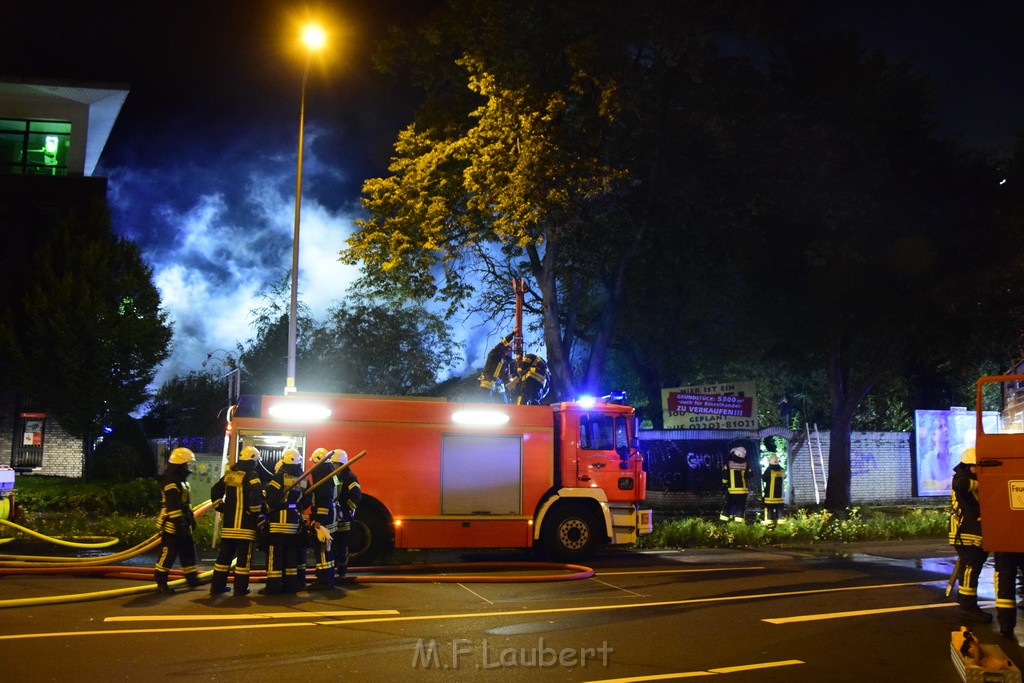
[[994, 551, 1024, 638], [154, 447, 201, 593], [303, 447, 339, 591], [719, 446, 750, 523], [261, 448, 306, 595], [478, 332, 514, 402], [333, 449, 362, 578], [761, 454, 785, 525], [506, 353, 550, 405], [950, 447, 992, 624], [209, 445, 264, 597]]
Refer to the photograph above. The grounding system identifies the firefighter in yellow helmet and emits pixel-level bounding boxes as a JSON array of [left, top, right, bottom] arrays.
[[261, 448, 307, 594], [301, 447, 339, 590], [950, 447, 992, 624], [209, 446, 264, 596], [154, 447, 201, 593], [332, 448, 362, 578]]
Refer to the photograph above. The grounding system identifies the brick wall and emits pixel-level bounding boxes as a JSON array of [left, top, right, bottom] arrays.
[[1, 390, 85, 478]]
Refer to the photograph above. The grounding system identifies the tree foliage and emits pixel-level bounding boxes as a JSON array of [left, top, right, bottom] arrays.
[[230, 275, 457, 397], [142, 369, 233, 440], [0, 203, 172, 437]]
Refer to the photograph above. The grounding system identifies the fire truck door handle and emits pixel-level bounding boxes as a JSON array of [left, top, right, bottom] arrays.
[[591, 463, 606, 468], [977, 459, 1003, 467]]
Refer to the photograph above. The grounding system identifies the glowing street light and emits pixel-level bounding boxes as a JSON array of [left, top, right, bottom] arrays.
[[286, 23, 327, 395]]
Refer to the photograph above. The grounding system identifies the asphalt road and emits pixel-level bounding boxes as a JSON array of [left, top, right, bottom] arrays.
[[0, 540, 1020, 682]]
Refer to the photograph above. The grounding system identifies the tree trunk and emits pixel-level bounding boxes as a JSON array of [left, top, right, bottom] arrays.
[[526, 241, 576, 399], [823, 332, 898, 512]]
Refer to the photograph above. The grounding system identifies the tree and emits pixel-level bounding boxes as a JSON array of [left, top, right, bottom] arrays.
[[142, 369, 233, 440], [234, 275, 457, 397], [0, 202, 172, 437], [305, 300, 458, 395], [345, 1, 773, 399], [729, 36, 1011, 509]]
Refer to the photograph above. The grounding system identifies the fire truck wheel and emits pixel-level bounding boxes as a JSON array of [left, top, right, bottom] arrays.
[[350, 504, 391, 566], [541, 503, 602, 560]]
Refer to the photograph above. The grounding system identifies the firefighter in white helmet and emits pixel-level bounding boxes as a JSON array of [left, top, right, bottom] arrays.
[[950, 447, 992, 624], [719, 446, 750, 523], [301, 448, 339, 590], [332, 448, 362, 577], [154, 447, 201, 593], [209, 446, 264, 596], [261, 448, 307, 594]]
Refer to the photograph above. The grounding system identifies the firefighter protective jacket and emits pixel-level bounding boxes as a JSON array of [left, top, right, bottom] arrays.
[[949, 462, 983, 547], [265, 464, 305, 535], [762, 464, 785, 504], [337, 468, 362, 529], [307, 462, 339, 533], [158, 463, 195, 534], [722, 454, 749, 494], [211, 460, 263, 541]]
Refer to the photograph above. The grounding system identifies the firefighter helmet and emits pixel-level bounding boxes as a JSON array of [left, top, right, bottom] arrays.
[[239, 446, 261, 461], [730, 446, 747, 458], [281, 448, 302, 465], [330, 449, 348, 465], [310, 447, 329, 464], [962, 447, 976, 465], [169, 447, 195, 464]]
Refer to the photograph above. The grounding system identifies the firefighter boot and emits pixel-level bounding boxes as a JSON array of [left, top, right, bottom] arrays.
[[308, 566, 336, 591], [296, 563, 307, 592], [959, 595, 993, 624], [336, 546, 349, 578], [209, 570, 230, 596], [185, 571, 202, 590], [233, 573, 251, 597], [154, 571, 175, 594]]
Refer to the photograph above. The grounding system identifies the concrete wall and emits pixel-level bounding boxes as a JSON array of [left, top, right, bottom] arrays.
[[641, 427, 916, 512]]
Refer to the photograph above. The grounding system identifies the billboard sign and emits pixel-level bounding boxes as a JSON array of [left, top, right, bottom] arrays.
[[662, 381, 758, 430], [915, 408, 997, 497]]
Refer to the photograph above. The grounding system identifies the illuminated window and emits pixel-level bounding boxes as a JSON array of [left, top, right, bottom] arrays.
[[0, 119, 71, 176]]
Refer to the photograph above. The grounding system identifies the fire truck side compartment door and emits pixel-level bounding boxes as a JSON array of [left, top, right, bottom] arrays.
[[440, 433, 522, 515]]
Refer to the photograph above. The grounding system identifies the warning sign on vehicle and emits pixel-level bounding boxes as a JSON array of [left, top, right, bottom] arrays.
[[1009, 481, 1024, 510]]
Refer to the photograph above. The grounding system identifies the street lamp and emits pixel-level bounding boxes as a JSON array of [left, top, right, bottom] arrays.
[[286, 23, 327, 395]]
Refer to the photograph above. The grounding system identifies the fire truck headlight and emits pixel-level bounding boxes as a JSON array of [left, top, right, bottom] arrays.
[[268, 403, 332, 420], [452, 410, 510, 426]]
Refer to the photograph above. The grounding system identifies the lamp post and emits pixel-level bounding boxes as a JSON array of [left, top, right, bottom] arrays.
[[286, 23, 327, 395]]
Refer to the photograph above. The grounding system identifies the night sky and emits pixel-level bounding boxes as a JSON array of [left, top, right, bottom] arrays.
[[3, 1, 1023, 389]]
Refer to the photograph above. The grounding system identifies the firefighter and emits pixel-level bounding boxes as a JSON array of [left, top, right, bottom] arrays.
[[719, 446, 750, 523], [478, 332, 514, 402], [261, 448, 306, 595], [302, 447, 339, 591], [994, 552, 1024, 638], [761, 454, 785, 525], [949, 447, 992, 624], [507, 353, 551, 405], [209, 446, 264, 596], [154, 447, 201, 593], [333, 448, 362, 578]]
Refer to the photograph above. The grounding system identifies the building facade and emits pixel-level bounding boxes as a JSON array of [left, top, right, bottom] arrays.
[[0, 78, 128, 476]]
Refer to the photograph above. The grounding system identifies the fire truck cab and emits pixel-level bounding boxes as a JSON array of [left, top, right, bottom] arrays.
[[226, 393, 652, 564], [974, 374, 1024, 552]]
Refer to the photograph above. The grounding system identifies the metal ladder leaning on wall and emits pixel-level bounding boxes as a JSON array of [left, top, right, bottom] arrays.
[[805, 423, 827, 504]]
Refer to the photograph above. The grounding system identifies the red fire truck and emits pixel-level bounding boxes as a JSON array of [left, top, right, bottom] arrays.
[[973, 374, 1024, 551], [225, 392, 652, 564]]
